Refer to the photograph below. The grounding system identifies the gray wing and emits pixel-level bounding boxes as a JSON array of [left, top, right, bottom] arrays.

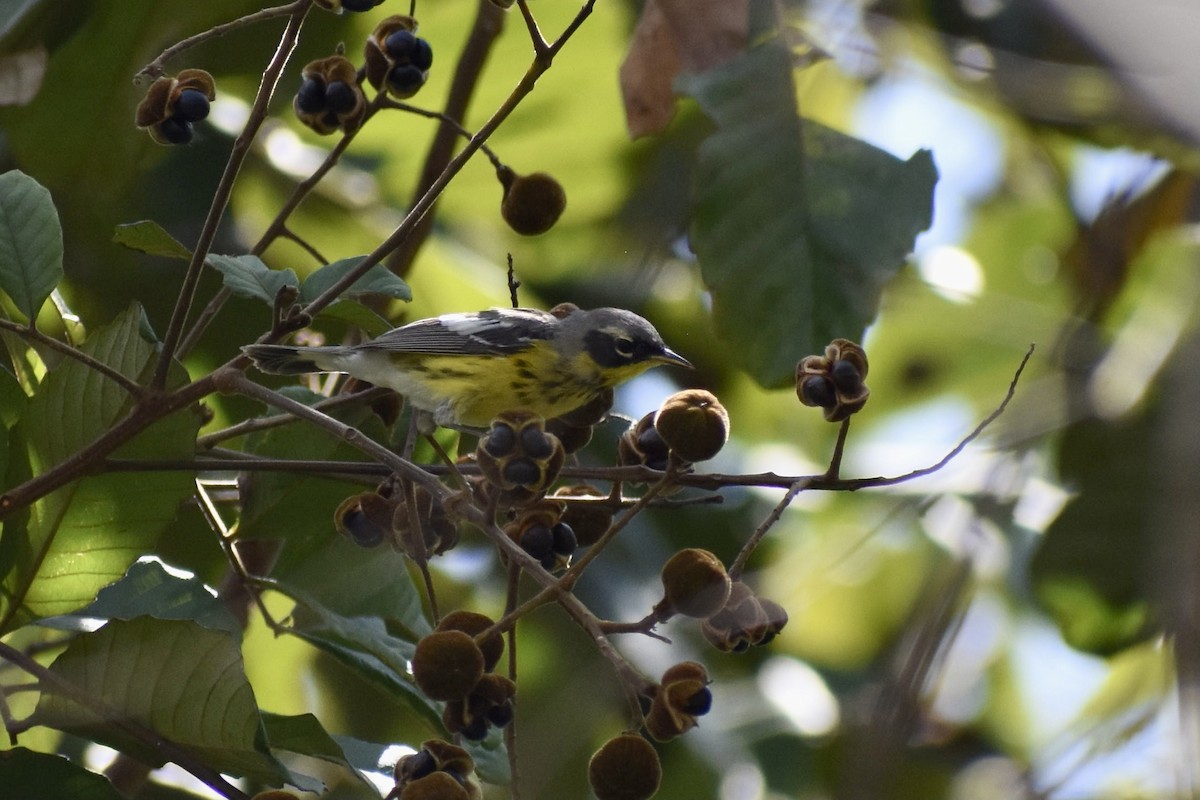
[[358, 308, 557, 355]]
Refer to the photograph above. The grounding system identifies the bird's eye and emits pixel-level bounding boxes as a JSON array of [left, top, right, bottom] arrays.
[[613, 337, 635, 358]]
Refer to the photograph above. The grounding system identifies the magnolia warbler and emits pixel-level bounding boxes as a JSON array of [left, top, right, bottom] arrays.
[[242, 305, 690, 428]]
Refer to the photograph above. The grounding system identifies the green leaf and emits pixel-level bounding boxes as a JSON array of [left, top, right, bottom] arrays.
[[0, 747, 125, 800], [207, 253, 299, 305], [272, 578, 437, 727], [315, 299, 395, 338], [263, 713, 382, 798], [1033, 414, 1156, 654], [679, 38, 937, 387], [0, 169, 63, 321], [36, 558, 241, 637], [0, 305, 200, 633], [31, 617, 290, 785], [112, 220, 192, 260], [300, 256, 412, 304]]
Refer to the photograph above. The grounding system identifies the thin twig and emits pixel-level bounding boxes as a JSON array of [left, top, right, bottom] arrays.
[[153, 3, 312, 387], [0, 319, 145, 396], [136, 1, 303, 80]]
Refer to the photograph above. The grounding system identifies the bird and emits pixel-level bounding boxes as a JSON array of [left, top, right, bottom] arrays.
[[242, 305, 690, 429]]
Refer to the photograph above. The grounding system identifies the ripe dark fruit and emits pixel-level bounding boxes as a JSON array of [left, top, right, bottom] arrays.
[[635, 426, 670, 471], [831, 358, 863, 395], [519, 425, 553, 459], [157, 116, 193, 144], [801, 375, 837, 408], [519, 524, 554, 561], [341, 0, 383, 10], [551, 522, 576, 555], [681, 686, 712, 716], [486, 701, 514, 728], [411, 38, 434, 71], [484, 422, 517, 457], [385, 29, 418, 60], [174, 88, 210, 122], [324, 80, 358, 114], [388, 63, 425, 94], [588, 734, 662, 800], [502, 458, 540, 488], [411, 631, 485, 702], [394, 748, 437, 783], [296, 77, 326, 113]]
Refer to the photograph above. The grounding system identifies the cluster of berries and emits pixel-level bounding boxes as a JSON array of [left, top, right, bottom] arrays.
[[134, 68, 215, 146], [411, 611, 514, 743], [620, 389, 730, 472], [797, 338, 871, 422], [388, 738, 480, 800], [334, 483, 457, 557], [475, 411, 566, 505], [364, 16, 434, 99]]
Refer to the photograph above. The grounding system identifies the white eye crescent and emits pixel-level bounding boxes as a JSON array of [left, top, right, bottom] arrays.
[[613, 337, 635, 358]]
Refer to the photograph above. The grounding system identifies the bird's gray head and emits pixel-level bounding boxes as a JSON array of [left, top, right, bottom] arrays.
[[562, 307, 691, 370]]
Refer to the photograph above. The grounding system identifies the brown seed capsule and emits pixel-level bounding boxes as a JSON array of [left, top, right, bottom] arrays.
[[701, 581, 768, 653], [645, 661, 712, 741], [795, 339, 871, 421], [436, 610, 503, 672], [653, 389, 730, 463], [552, 484, 613, 547], [588, 733, 662, 800], [417, 739, 476, 779], [399, 771, 469, 800], [497, 166, 567, 236], [334, 491, 395, 548], [755, 597, 789, 645], [476, 411, 564, 496], [251, 792, 302, 800], [135, 68, 216, 145], [411, 630, 485, 701], [657, 548, 732, 619]]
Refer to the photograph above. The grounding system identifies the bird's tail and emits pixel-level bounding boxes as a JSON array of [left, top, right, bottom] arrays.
[[242, 344, 326, 375]]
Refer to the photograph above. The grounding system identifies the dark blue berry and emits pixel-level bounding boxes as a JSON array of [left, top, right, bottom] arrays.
[[296, 77, 326, 113], [681, 687, 713, 716], [801, 375, 837, 408], [411, 38, 434, 71], [157, 116, 193, 145], [484, 423, 517, 457], [387, 63, 425, 94], [324, 80, 358, 115], [550, 522, 576, 555], [340, 508, 386, 548], [520, 524, 554, 561], [519, 425, 553, 459], [460, 715, 489, 741], [485, 701, 514, 728], [831, 359, 863, 395], [636, 426, 669, 462], [174, 88, 210, 122], [384, 29, 418, 61], [340, 0, 381, 10], [503, 457, 541, 488]]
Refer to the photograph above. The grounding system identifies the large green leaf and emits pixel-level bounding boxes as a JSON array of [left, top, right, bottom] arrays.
[[207, 253, 299, 306], [679, 37, 937, 387], [30, 617, 290, 785], [0, 305, 199, 633], [0, 169, 63, 321], [1032, 414, 1156, 654], [263, 713, 384, 798], [37, 558, 242, 637], [0, 747, 125, 800]]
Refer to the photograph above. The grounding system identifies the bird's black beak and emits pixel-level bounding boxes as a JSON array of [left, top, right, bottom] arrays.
[[654, 347, 692, 369]]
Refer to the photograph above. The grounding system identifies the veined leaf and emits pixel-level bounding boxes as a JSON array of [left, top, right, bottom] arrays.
[[31, 617, 290, 785], [0, 169, 63, 322], [207, 253, 299, 305], [37, 558, 242, 638], [679, 37, 936, 387], [263, 713, 382, 798], [0, 305, 199, 633], [300, 256, 412, 304], [112, 220, 192, 260]]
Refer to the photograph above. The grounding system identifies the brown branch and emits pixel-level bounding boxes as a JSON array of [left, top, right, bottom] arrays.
[[0, 319, 145, 396], [153, 2, 312, 387]]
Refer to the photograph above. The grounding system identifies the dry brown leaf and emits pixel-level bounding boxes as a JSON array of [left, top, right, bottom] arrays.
[[619, 0, 751, 138]]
